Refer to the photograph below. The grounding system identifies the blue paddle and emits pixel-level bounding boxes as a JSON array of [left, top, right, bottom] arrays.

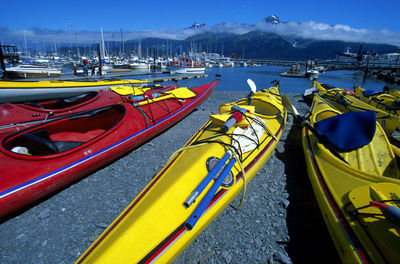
[[184, 157, 237, 230], [183, 151, 232, 208]]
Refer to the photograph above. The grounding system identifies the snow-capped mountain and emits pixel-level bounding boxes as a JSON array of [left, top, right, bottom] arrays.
[[188, 23, 207, 29], [264, 15, 281, 25]]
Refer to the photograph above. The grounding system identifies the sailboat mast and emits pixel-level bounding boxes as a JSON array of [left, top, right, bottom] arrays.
[[100, 26, 106, 59], [120, 28, 124, 57], [23, 31, 28, 56]]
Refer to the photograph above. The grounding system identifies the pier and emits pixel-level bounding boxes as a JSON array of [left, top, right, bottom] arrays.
[[63, 72, 208, 83], [4, 70, 208, 84], [251, 58, 400, 85]]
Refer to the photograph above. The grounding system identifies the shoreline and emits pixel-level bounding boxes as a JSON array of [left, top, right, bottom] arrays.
[[0, 90, 340, 263]]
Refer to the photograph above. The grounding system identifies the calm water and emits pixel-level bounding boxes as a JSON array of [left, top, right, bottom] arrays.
[[1, 65, 387, 94], [175, 65, 387, 94]]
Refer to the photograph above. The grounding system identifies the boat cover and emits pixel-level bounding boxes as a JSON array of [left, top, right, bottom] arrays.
[[314, 111, 376, 151], [362, 89, 381, 97]]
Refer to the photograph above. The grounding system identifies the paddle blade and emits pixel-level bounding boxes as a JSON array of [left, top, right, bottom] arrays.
[[247, 79, 256, 93], [164, 87, 196, 99], [282, 95, 299, 117], [111, 86, 133, 95], [133, 88, 196, 106], [132, 87, 148, 95]]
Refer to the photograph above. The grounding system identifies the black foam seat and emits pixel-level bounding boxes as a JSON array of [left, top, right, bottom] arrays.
[[20, 133, 58, 155]]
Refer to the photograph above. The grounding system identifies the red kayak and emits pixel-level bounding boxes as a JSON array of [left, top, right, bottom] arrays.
[[0, 78, 219, 218], [0, 84, 178, 136]]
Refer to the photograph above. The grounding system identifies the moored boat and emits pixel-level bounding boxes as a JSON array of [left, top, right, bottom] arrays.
[[0, 84, 178, 136], [130, 61, 150, 71], [76, 80, 286, 263], [295, 93, 400, 263], [4, 64, 62, 79], [0, 78, 147, 103], [169, 58, 206, 74], [0, 78, 219, 218]]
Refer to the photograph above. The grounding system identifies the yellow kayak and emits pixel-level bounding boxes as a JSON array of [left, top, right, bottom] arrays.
[[0, 79, 147, 103], [301, 93, 400, 263], [318, 85, 400, 136], [354, 85, 400, 119], [383, 86, 400, 98], [76, 81, 287, 263], [303, 80, 340, 103]]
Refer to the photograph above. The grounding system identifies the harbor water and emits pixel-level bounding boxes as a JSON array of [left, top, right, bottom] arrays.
[[174, 65, 387, 93]]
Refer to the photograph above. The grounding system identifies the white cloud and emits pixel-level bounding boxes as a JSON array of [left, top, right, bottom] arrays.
[[253, 20, 400, 45], [1, 19, 399, 46]]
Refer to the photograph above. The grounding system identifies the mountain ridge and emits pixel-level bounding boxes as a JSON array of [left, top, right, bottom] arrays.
[[122, 30, 397, 60]]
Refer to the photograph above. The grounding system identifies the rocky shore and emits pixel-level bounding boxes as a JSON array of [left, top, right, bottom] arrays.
[[0, 91, 340, 264], [368, 68, 400, 86]]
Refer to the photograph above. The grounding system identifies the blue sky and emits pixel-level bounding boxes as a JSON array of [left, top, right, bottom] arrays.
[[2, 0, 399, 31], [1, 0, 399, 45]]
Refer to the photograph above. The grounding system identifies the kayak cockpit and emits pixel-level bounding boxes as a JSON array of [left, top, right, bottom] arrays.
[[3, 104, 125, 156], [236, 98, 282, 117], [310, 100, 400, 179], [314, 110, 339, 122], [23, 92, 98, 110]]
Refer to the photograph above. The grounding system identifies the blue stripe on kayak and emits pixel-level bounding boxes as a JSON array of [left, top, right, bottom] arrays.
[[0, 81, 216, 199]]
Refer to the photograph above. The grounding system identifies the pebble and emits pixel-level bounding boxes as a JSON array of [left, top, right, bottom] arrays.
[[273, 251, 291, 264], [41, 240, 47, 247], [95, 223, 108, 228], [37, 208, 51, 220], [278, 198, 290, 208]]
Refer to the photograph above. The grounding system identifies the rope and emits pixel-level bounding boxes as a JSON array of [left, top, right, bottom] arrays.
[[134, 105, 149, 128]]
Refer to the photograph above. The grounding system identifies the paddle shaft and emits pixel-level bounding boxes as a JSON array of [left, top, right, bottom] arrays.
[[184, 151, 232, 208], [133, 87, 194, 106], [130, 86, 174, 101], [185, 157, 237, 230], [220, 105, 247, 133], [133, 94, 176, 106]]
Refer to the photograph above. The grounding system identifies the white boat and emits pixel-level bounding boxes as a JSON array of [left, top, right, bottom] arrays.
[[170, 67, 206, 74], [4, 65, 62, 79], [305, 69, 319, 80], [130, 62, 150, 71], [112, 61, 131, 69], [169, 58, 205, 74]]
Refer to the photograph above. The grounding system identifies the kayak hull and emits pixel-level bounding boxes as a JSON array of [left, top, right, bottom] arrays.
[[0, 80, 218, 218], [76, 83, 287, 263]]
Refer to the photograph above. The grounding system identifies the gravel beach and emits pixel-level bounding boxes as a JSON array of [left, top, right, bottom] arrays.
[[0, 90, 341, 263]]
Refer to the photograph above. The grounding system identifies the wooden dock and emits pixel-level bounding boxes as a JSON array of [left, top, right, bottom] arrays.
[[142, 74, 208, 83], [4, 71, 208, 83]]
